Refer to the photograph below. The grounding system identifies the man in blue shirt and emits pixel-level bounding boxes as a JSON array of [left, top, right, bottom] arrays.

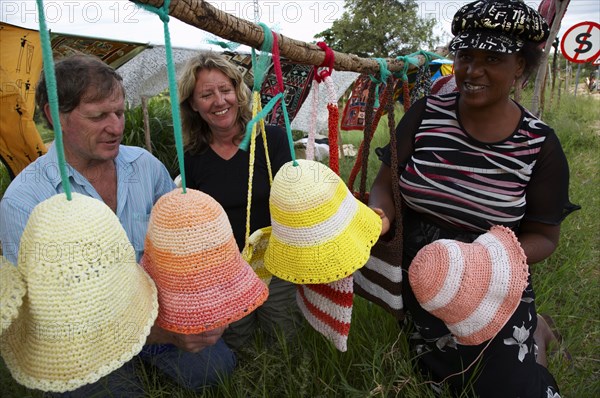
[[0, 54, 235, 396]]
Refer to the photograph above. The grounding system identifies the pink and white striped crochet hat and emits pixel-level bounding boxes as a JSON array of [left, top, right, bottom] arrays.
[[409, 225, 529, 346]]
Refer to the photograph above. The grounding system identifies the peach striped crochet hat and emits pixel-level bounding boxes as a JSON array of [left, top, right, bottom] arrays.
[[0, 193, 158, 393], [409, 225, 529, 346], [265, 159, 381, 284], [140, 188, 269, 334], [0, 256, 25, 337]]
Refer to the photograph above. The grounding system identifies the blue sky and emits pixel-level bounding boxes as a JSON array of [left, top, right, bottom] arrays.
[[1, 1, 598, 49]]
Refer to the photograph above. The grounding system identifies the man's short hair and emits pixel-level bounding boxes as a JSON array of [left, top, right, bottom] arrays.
[[35, 54, 125, 126]]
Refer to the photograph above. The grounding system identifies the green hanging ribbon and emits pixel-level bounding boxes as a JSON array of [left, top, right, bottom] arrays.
[[368, 58, 391, 108], [407, 50, 444, 70], [394, 55, 420, 82], [135, 0, 188, 193], [35, 0, 72, 200], [239, 23, 296, 165]]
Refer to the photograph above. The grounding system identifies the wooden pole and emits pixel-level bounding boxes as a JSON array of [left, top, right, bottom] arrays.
[[130, 0, 418, 74], [549, 38, 559, 108], [574, 63, 582, 98], [530, 0, 570, 116]]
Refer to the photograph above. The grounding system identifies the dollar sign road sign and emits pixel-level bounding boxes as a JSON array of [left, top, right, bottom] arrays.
[[560, 21, 600, 64]]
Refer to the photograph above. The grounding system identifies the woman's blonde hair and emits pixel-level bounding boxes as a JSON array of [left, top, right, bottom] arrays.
[[178, 51, 252, 154]]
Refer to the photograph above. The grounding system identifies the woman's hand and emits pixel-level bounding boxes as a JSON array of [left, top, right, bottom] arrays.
[[371, 207, 391, 236], [147, 324, 228, 353]]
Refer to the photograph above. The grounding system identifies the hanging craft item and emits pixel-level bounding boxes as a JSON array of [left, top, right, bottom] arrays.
[[305, 42, 340, 169], [431, 74, 458, 96], [140, 189, 269, 334], [261, 62, 314, 127], [240, 26, 296, 284], [350, 74, 407, 321], [410, 65, 432, 105], [340, 74, 375, 131], [241, 30, 277, 286], [1, 193, 159, 393], [347, 59, 393, 202], [297, 277, 354, 352], [264, 158, 381, 284], [409, 50, 443, 104], [395, 55, 419, 113], [0, 1, 159, 392], [409, 225, 529, 345], [0, 256, 25, 337], [297, 42, 354, 352]]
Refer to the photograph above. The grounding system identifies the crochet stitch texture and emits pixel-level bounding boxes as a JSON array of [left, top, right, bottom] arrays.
[[297, 276, 354, 351], [0, 193, 158, 393], [0, 256, 25, 337], [141, 188, 269, 334], [409, 225, 529, 345], [265, 159, 381, 284]]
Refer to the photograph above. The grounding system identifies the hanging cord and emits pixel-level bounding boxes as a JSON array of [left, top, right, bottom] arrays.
[[358, 73, 396, 200], [35, 0, 71, 200], [394, 55, 419, 112], [244, 91, 265, 244], [306, 42, 334, 161], [325, 83, 340, 175], [353, 81, 377, 202], [306, 74, 319, 161], [407, 50, 441, 105], [266, 30, 296, 166], [306, 42, 337, 171], [368, 58, 391, 109], [240, 24, 296, 166], [347, 79, 393, 197], [244, 30, 291, 246], [135, 0, 187, 193]]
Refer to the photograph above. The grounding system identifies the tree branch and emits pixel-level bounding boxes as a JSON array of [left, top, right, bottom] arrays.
[[130, 0, 418, 74]]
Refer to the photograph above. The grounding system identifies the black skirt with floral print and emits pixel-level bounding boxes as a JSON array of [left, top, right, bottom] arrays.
[[401, 208, 561, 398]]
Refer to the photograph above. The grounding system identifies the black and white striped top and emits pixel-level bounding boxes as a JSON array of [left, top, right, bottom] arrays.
[[381, 93, 576, 233]]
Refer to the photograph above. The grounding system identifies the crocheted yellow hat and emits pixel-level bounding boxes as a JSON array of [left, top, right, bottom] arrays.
[[409, 225, 529, 345], [140, 188, 269, 334], [0, 256, 25, 337], [242, 226, 273, 286], [0, 193, 158, 393], [265, 159, 382, 284]]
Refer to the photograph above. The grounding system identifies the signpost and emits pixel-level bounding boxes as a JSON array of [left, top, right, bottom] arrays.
[[560, 21, 600, 64], [560, 22, 600, 97]]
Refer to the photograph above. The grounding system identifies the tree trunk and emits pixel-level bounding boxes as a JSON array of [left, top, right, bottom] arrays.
[[130, 0, 417, 74]]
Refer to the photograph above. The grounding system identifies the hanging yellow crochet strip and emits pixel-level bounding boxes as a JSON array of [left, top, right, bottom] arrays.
[[242, 91, 273, 286]]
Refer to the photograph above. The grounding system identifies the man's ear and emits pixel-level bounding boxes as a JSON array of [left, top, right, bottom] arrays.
[[43, 103, 54, 127]]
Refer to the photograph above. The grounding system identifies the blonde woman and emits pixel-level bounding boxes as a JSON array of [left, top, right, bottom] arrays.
[[178, 52, 302, 352]]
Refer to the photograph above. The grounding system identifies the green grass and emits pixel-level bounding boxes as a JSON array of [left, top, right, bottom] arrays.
[[1, 93, 598, 397]]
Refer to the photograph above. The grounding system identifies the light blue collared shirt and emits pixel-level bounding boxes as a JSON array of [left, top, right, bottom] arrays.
[[0, 144, 175, 264]]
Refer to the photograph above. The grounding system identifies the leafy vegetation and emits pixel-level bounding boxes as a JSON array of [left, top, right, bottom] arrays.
[[315, 0, 438, 57], [122, 95, 179, 178]]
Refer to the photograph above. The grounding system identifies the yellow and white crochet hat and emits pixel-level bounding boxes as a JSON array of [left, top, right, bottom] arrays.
[[265, 159, 382, 284], [0, 256, 25, 337], [0, 193, 158, 393]]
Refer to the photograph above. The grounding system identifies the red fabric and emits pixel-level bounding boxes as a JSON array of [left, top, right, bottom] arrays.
[[328, 103, 340, 175], [314, 42, 335, 83]]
